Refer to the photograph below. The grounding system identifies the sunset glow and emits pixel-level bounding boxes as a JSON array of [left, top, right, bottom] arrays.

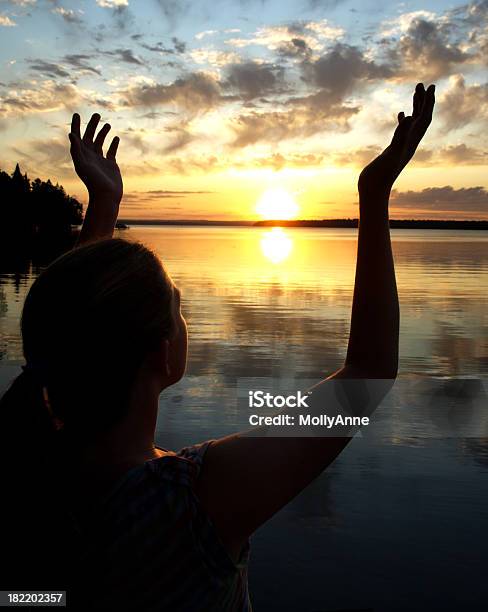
[[256, 188, 299, 220], [0, 0, 487, 220]]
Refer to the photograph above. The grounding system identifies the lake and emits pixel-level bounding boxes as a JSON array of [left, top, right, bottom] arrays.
[[1, 226, 488, 611]]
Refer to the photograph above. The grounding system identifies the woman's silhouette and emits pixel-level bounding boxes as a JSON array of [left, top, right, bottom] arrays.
[[0, 83, 435, 610]]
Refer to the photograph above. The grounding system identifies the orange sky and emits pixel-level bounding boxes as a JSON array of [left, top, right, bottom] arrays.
[[1, 0, 487, 220]]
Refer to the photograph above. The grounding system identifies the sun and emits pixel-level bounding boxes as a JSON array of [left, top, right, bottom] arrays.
[[256, 187, 299, 220]]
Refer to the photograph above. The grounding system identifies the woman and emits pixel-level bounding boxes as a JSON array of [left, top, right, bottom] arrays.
[[0, 83, 435, 610]]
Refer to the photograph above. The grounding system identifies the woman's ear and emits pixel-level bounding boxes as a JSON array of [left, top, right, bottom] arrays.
[[149, 338, 171, 380], [162, 339, 171, 378]]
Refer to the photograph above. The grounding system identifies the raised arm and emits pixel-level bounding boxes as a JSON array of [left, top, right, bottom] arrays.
[[195, 83, 436, 562], [69, 113, 122, 246], [341, 82, 435, 379]]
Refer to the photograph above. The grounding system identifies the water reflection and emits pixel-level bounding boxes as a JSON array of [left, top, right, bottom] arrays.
[[260, 227, 293, 264], [1, 226, 488, 611]]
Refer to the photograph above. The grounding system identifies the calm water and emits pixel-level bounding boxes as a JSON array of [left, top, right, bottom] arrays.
[[1, 226, 488, 610]]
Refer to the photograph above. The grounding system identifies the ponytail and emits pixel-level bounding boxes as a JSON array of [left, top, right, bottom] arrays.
[[0, 368, 59, 464]]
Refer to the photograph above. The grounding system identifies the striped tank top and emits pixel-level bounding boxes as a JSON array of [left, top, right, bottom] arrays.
[[69, 441, 251, 611]]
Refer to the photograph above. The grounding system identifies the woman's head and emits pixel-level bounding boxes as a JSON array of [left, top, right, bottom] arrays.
[[18, 237, 187, 442]]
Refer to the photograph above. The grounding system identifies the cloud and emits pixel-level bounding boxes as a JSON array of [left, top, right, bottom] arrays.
[[0, 81, 81, 116], [10, 137, 73, 178], [172, 37, 186, 54], [391, 17, 473, 80], [124, 189, 213, 201], [226, 19, 343, 52], [332, 145, 382, 167], [63, 54, 101, 76], [97, 0, 128, 7], [29, 60, 70, 79], [195, 30, 217, 40], [230, 97, 358, 148], [52, 6, 83, 24], [378, 5, 487, 81], [277, 37, 313, 59], [245, 151, 325, 170], [390, 185, 488, 216], [301, 43, 392, 101], [123, 72, 222, 113], [189, 48, 240, 67], [439, 74, 488, 130], [329, 143, 488, 169], [140, 41, 174, 54], [437, 144, 488, 165], [224, 61, 285, 100], [0, 14, 16, 26], [161, 125, 194, 154], [119, 129, 149, 155], [102, 48, 145, 65]]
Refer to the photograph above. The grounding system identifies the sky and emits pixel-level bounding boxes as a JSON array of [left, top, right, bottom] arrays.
[[0, 0, 487, 220]]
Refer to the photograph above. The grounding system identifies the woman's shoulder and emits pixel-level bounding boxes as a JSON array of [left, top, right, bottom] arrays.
[[149, 440, 214, 482]]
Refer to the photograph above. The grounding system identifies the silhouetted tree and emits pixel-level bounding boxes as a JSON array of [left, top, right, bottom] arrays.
[[0, 164, 83, 242]]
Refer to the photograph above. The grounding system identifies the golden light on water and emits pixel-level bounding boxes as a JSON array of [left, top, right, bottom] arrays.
[[256, 187, 299, 220], [260, 228, 293, 264]]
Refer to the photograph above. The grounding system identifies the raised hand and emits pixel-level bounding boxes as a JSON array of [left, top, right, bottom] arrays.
[[358, 83, 435, 195], [69, 113, 123, 206]]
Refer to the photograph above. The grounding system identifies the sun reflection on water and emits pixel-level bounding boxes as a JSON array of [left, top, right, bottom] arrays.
[[260, 227, 293, 264]]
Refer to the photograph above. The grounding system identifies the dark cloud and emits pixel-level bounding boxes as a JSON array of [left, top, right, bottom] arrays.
[[123, 72, 222, 113], [63, 54, 101, 76], [301, 43, 392, 101], [224, 61, 285, 100], [172, 36, 186, 54], [387, 17, 473, 80], [141, 41, 174, 54], [391, 186, 488, 215], [123, 189, 212, 201], [438, 144, 488, 165], [102, 48, 145, 65], [29, 60, 70, 79], [277, 37, 313, 59], [230, 97, 358, 148]]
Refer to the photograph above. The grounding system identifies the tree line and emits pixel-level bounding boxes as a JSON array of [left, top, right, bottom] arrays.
[[0, 164, 83, 241]]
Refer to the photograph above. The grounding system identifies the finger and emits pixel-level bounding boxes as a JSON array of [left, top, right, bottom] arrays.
[[391, 115, 413, 148], [398, 111, 405, 124], [106, 136, 120, 161], [71, 113, 81, 139], [68, 132, 82, 161], [83, 113, 101, 144], [94, 123, 111, 153], [413, 83, 424, 118], [416, 84, 435, 132]]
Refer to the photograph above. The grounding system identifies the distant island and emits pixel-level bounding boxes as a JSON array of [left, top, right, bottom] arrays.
[[117, 218, 488, 230]]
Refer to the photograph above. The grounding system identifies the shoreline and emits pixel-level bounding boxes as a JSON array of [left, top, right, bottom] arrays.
[[115, 219, 488, 230]]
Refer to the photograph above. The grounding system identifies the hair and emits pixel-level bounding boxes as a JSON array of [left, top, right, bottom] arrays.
[[0, 237, 176, 594]]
